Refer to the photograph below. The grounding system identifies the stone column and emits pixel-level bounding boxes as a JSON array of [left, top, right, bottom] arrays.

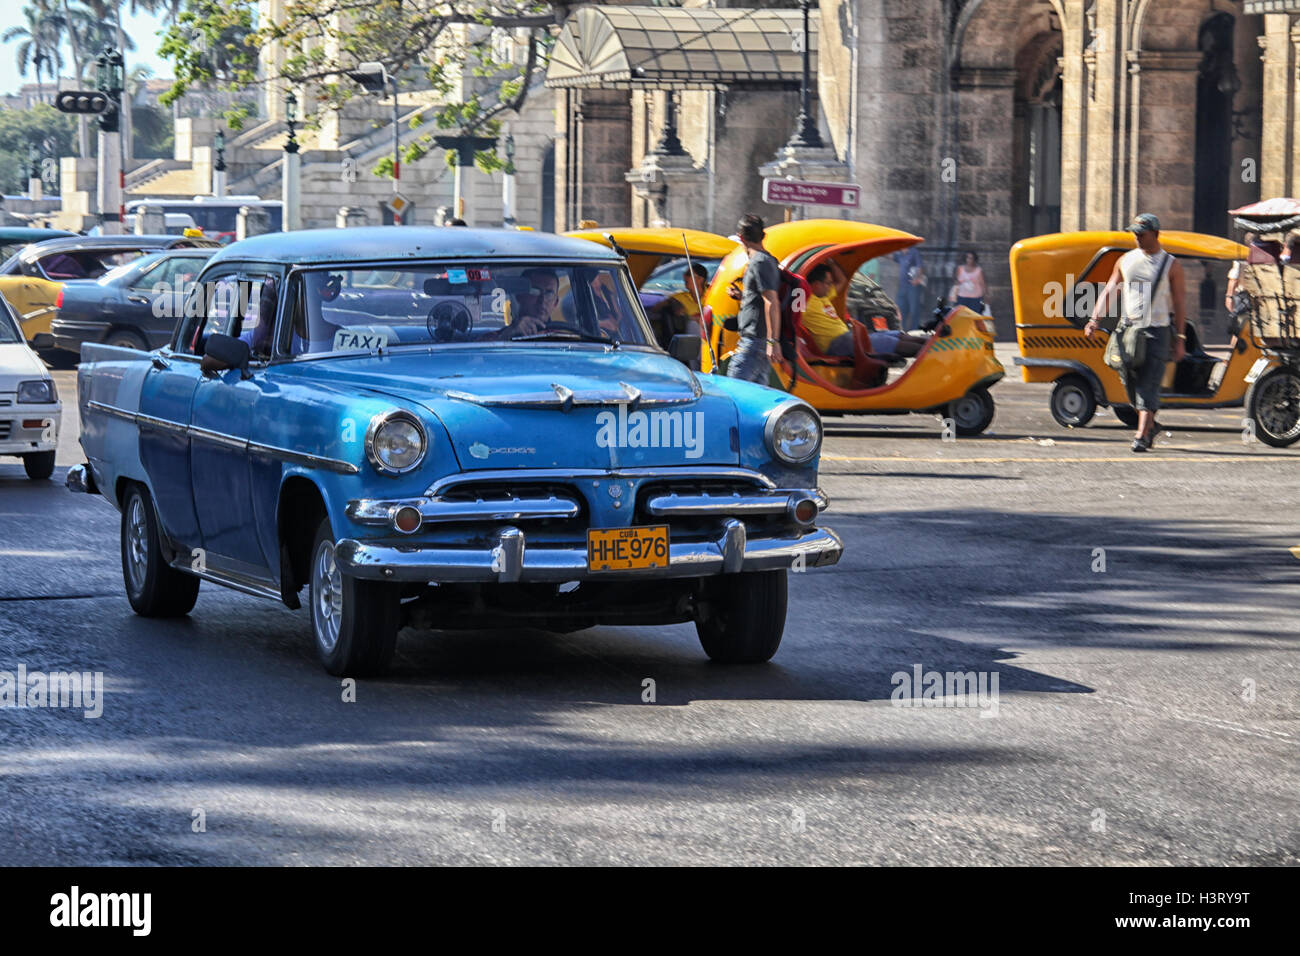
[[1125, 50, 1202, 231], [237, 205, 272, 240], [135, 204, 165, 235], [574, 89, 633, 228], [336, 206, 367, 228], [1082, 0, 1126, 231]]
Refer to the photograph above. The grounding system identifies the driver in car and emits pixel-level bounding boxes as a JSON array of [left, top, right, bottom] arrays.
[[501, 268, 560, 338]]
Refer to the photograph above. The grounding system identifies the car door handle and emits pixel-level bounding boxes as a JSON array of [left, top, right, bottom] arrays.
[[127, 294, 149, 304], [150, 354, 171, 370]]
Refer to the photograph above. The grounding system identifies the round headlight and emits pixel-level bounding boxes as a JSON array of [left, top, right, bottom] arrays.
[[366, 412, 426, 474], [766, 404, 821, 464]]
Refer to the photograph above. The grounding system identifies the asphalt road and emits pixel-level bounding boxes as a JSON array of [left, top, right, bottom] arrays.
[[1, 349, 1296, 865]]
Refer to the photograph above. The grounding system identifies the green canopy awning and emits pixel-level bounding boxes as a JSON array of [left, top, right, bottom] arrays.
[[545, 4, 817, 91]]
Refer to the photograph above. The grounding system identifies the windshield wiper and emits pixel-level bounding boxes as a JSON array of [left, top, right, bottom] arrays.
[[512, 329, 620, 347]]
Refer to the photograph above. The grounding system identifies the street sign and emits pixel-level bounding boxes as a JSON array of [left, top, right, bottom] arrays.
[[384, 192, 411, 217], [762, 178, 862, 208], [54, 90, 109, 115]]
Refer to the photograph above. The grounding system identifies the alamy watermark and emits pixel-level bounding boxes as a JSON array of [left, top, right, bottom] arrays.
[[891, 664, 1000, 717], [0, 664, 103, 718], [595, 405, 705, 459]]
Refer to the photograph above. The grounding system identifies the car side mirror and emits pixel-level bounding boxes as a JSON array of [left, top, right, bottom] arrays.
[[668, 333, 699, 365], [30, 332, 55, 350], [201, 332, 251, 378]]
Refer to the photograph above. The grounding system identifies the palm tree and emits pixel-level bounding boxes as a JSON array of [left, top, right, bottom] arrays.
[[3, 2, 64, 103]]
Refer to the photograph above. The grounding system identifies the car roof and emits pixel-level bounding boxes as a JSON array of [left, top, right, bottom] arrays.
[[207, 226, 622, 267], [0, 227, 77, 242], [18, 235, 216, 262]]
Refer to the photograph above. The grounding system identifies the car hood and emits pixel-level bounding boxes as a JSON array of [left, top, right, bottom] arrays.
[[302, 346, 740, 470], [0, 342, 48, 390]]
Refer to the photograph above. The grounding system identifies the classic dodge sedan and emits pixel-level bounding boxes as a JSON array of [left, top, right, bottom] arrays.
[[69, 227, 842, 676]]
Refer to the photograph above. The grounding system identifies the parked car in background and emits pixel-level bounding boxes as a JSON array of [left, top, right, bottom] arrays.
[[51, 248, 216, 354], [0, 234, 219, 349], [0, 292, 61, 479], [70, 227, 842, 676], [0, 226, 77, 264]]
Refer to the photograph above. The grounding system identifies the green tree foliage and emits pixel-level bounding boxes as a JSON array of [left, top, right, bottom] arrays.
[[160, 0, 557, 178], [0, 105, 79, 193]]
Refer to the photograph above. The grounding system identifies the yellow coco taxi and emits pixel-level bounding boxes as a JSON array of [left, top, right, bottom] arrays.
[[1011, 230, 1264, 428], [564, 227, 738, 288], [702, 219, 1005, 435]]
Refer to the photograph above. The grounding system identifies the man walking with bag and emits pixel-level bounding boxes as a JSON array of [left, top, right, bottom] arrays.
[[725, 214, 782, 384], [1084, 213, 1187, 452]]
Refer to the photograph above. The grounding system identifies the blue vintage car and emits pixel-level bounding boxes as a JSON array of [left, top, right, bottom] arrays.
[[68, 227, 842, 675]]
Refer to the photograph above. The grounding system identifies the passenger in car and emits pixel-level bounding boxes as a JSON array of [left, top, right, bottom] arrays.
[[803, 261, 887, 388]]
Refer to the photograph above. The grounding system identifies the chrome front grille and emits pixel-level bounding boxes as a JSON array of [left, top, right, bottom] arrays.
[[0, 421, 11, 440]]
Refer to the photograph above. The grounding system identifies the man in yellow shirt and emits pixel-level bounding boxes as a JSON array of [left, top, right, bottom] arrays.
[[803, 260, 886, 388], [647, 262, 708, 367]]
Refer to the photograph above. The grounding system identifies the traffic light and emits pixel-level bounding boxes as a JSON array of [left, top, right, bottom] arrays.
[[97, 105, 119, 133], [54, 90, 109, 115]]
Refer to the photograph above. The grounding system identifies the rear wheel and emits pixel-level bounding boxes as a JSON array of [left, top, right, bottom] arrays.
[[104, 328, 149, 351], [694, 570, 787, 663], [121, 483, 200, 617], [947, 387, 995, 436], [1247, 366, 1300, 447], [22, 451, 55, 480], [1049, 375, 1096, 427], [309, 518, 400, 676], [1113, 405, 1140, 428]]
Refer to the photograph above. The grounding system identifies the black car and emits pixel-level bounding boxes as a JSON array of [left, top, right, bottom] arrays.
[[49, 248, 216, 353]]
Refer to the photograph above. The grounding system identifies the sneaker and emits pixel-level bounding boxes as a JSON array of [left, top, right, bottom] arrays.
[[1131, 436, 1150, 453]]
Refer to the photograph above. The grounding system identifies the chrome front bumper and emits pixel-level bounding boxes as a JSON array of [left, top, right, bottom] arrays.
[[335, 519, 844, 583]]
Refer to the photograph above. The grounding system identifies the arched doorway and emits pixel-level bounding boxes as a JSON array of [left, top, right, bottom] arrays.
[[1014, 27, 1064, 240], [1194, 13, 1235, 237]]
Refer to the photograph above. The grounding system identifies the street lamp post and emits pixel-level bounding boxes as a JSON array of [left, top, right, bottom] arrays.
[[347, 63, 402, 224], [786, 0, 823, 149], [213, 128, 226, 198], [502, 134, 517, 228], [282, 91, 302, 231]]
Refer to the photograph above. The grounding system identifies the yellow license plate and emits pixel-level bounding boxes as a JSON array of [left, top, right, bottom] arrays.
[[587, 525, 670, 572]]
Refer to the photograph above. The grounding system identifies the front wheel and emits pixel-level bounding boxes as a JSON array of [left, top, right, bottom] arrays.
[[1247, 366, 1300, 447], [121, 483, 200, 617], [694, 569, 787, 663], [309, 518, 400, 676], [947, 387, 995, 436], [23, 451, 55, 480], [1050, 375, 1096, 427]]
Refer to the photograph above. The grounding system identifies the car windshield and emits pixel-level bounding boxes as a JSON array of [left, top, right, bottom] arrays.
[[0, 298, 21, 343], [282, 261, 654, 356], [37, 247, 151, 280], [642, 257, 721, 294], [99, 254, 162, 285]]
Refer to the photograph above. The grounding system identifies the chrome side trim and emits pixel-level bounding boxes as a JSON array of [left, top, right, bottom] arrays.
[[644, 489, 826, 518], [167, 560, 282, 601], [425, 466, 776, 497], [443, 387, 695, 407], [85, 400, 359, 474], [346, 494, 581, 527]]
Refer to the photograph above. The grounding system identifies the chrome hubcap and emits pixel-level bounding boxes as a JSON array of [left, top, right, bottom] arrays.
[[1058, 388, 1085, 417], [125, 495, 148, 593], [312, 539, 344, 655]]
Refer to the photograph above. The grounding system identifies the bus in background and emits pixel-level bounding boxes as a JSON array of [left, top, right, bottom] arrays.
[[124, 196, 283, 243]]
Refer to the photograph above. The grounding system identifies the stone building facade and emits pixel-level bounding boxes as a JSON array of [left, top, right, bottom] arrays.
[[552, 0, 1285, 333]]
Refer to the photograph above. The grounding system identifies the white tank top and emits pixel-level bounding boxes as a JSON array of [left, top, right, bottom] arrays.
[[1119, 248, 1173, 328]]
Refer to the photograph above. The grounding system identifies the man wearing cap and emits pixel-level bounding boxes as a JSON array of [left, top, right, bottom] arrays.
[[1084, 213, 1187, 452]]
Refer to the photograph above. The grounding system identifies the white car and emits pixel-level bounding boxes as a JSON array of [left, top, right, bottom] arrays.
[[0, 293, 61, 479]]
